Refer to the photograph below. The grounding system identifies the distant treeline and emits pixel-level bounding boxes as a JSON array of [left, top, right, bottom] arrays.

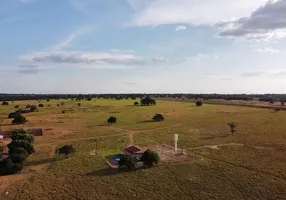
[[1, 93, 286, 102]]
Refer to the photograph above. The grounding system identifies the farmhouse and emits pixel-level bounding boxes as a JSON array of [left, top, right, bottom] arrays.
[[122, 146, 144, 158]]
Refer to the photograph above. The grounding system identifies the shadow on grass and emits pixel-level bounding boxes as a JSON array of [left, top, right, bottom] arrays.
[[85, 166, 146, 177], [26, 158, 54, 166], [138, 120, 158, 124]]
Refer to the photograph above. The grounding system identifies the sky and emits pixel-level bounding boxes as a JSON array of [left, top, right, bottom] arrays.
[[1, 0, 286, 94]]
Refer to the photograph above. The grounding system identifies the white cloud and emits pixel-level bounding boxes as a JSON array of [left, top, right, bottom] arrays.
[[0, 17, 28, 24], [126, 0, 269, 26], [175, 26, 187, 31], [181, 53, 219, 62], [217, 0, 286, 40], [153, 56, 168, 62], [253, 47, 280, 53], [52, 26, 96, 50]]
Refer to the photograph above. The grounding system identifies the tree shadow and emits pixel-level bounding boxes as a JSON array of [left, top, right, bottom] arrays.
[[85, 166, 145, 177], [138, 120, 157, 124], [26, 158, 54, 166]]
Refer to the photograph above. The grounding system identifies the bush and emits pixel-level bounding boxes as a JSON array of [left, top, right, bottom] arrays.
[[57, 145, 75, 157], [141, 150, 160, 166], [119, 154, 136, 170], [134, 102, 139, 106], [196, 101, 203, 107], [29, 105, 37, 112], [78, 103, 81, 107], [61, 102, 64, 106], [26, 104, 31, 108], [228, 122, 236, 135], [62, 110, 66, 114], [57, 104, 60, 107], [0, 159, 23, 176], [8, 140, 35, 155], [38, 104, 44, 107], [8, 112, 19, 119], [107, 116, 117, 124], [16, 109, 30, 114], [12, 114, 27, 124], [153, 114, 164, 122], [2, 101, 9, 105], [14, 105, 19, 109]]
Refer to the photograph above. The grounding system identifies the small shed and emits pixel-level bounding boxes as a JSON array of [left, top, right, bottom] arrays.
[[122, 146, 144, 158]]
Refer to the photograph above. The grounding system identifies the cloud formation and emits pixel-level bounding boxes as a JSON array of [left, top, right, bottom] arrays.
[[253, 47, 280, 53], [153, 56, 168, 62], [217, 0, 286, 40], [126, 0, 268, 26], [175, 26, 187, 31]]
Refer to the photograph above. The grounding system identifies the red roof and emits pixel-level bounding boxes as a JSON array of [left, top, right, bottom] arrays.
[[124, 146, 142, 155]]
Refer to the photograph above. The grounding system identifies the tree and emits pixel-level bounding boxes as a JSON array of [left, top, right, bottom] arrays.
[[0, 158, 22, 176], [281, 101, 285, 106], [134, 102, 139, 106], [141, 150, 160, 166], [119, 154, 135, 170], [8, 147, 28, 163], [57, 145, 75, 157], [140, 96, 156, 106], [78, 103, 81, 107], [26, 104, 31, 108], [8, 112, 19, 119], [61, 102, 64, 106], [107, 116, 117, 124], [30, 105, 37, 112], [196, 101, 203, 107], [12, 114, 27, 124], [8, 140, 35, 155], [153, 114, 164, 122], [38, 104, 44, 107], [14, 105, 19, 109], [2, 101, 9, 105], [228, 122, 236, 135], [11, 129, 35, 144]]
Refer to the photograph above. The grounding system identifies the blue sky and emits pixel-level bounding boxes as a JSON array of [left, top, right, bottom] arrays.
[[1, 0, 286, 94]]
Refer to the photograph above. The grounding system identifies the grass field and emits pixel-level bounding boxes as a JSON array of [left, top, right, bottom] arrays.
[[1, 99, 286, 200]]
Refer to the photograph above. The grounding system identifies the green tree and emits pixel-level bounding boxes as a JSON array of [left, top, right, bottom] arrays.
[[8, 140, 35, 155], [8, 147, 28, 163], [141, 150, 160, 166], [119, 155, 136, 170], [12, 114, 27, 124], [11, 129, 35, 144], [228, 122, 236, 135]]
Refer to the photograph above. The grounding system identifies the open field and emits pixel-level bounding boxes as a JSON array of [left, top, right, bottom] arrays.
[[1, 99, 286, 199]]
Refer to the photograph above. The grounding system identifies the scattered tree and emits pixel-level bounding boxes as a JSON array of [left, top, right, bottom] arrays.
[[281, 101, 285, 106], [141, 150, 160, 166], [269, 100, 274, 104], [134, 102, 139, 106], [274, 108, 281, 112], [47, 99, 50, 102], [12, 114, 27, 124], [29, 105, 37, 112], [8, 112, 19, 119], [16, 109, 30, 114], [38, 104, 44, 107], [61, 102, 64, 106], [140, 96, 156, 106], [2, 101, 9, 105], [196, 101, 203, 107], [119, 154, 136, 170], [153, 114, 164, 122], [107, 116, 117, 124], [26, 104, 31, 109], [62, 110, 66, 114], [14, 105, 19, 109], [228, 122, 237, 135], [57, 145, 75, 157], [57, 104, 60, 107], [78, 103, 81, 107]]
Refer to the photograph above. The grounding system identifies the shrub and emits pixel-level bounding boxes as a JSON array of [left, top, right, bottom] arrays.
[[57, 104, 60, 107], [62, 110, 66, 114], [119, 154, 136, 170], [196, 101, 203, 107], [107, 116, 117, 124], [134, 102, 139, 106], [0, 158, 23, 176], [12, 114, 27, 124], [30, 105, 37, 112], [2, 101, 9, 105], [78, 103, 81, 107], [8, 140, 35, 155], [26, 104, 31, 108], [16, 109, 30, 114], [228, 122, 236, 135], [57, 145, 75, 157], [8, 112, 19, 119], [141, 150, 160, 166], [61, 102, 64, 106], [153, 114, 164, 122], [38, 104, 44, 107], [14, 105, 19, 109], [281, 101, 285, 106]]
